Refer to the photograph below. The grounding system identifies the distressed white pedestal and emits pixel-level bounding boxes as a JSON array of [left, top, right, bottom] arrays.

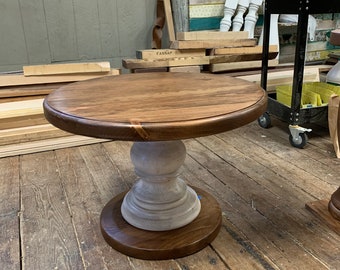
[[121, 141, 201, 231], [100, 140, 221, 260]]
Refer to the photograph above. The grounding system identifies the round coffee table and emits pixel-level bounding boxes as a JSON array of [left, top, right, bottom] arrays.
[[43, 72, 267, 260]]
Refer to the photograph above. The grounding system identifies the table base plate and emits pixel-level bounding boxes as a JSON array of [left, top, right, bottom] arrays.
[[100, 186, 222, 260]]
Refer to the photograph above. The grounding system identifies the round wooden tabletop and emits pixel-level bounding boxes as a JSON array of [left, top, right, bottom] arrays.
[[44, 72, 267, 141]]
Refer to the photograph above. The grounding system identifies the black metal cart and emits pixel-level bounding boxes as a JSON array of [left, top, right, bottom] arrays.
[[260, 0, 340, 148]]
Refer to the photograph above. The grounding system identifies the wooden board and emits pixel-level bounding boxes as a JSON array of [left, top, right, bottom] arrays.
[[176, 31, 248, 41], [136, 49, 206, 60], [122, 56, 210, 69], [0, 98, 47, 130], [211, 215, 271, 269], [19, 151, 84, 269], [0, 95, 47, 104], [0, 124, 71, 146], [209, 52, 278, 64], [0, 115, 48, 130], [189, 0, 225, 4], [0, 157, 20, 269], [236, 66, 321, 91], [52, 144, 136, 269], [170, 39, 257, 49], [281, 49, 340, 63], [171, 0, 189, 33], [305, 200, 340, 235], [131, 67, 169, 73], [0, 98, 44, 119], [210, 59, 279, 73], [0, 69, 120, 87], [163, 0, 176, 42], [0, 83, 67, 99], [0, 135, 109, 158], [23, 62, 111, 76], [213, 45, 279, 55], [169, 66, 201, 73]]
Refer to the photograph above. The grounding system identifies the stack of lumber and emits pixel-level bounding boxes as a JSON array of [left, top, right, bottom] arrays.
[[0, 62, 120, 158], [209, 44, 279, 73], [123, 31, 279, 73], [235, 65, 329, 92]]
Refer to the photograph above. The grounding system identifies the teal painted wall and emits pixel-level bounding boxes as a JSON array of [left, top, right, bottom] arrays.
[[0, 0, 163, 72]]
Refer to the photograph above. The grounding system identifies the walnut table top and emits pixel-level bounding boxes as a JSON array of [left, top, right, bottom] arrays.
[[43, 72, 267, 141]]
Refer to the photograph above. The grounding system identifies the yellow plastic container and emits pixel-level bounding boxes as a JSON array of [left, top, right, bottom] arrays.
[[276, 82, 340, 108]]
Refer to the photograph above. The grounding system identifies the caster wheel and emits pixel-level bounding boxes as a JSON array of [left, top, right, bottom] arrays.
[[289, 132, 308, 148], [258, 112, 271, 128]]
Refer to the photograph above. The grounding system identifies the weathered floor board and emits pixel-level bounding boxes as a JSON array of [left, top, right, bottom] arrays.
[[0, 157, 20, 269], [19, 152, 83, 269], [1, 117, 340, 269]]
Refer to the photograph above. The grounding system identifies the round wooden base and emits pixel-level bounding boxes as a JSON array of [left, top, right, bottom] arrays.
[[100, 186, 222, 260], [328, 187, 340, 221]]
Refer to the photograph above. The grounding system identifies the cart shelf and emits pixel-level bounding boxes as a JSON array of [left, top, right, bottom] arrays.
[[260, 0, 340, 148]]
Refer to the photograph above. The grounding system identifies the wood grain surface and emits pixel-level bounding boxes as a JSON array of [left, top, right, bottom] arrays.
[[44, 72, 267, 141], [2, 118, 340, 269]]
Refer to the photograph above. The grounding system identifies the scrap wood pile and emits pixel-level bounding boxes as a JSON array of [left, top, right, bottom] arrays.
[[0, 62, 120, 158], [122, 28, 327, 92], [123, 31, 279, 73]]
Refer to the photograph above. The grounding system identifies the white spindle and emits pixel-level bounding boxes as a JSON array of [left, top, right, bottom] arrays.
[[232, 0, 250, 32], [220, 0, 239, 32], [244, 0, 263, 38]]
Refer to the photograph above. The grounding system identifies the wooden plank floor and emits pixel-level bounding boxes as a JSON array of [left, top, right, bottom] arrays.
[[1, 117, 340, 269]]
